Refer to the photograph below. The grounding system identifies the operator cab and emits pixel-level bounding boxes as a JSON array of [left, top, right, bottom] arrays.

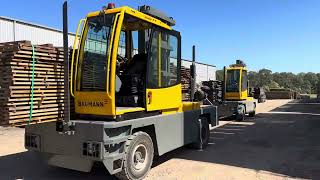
[[225, 60, 249, 100], [71, 5, 182, 120]]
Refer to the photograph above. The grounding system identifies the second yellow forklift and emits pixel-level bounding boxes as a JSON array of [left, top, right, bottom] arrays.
[[199, 60, 257, 120], [223, 60, 257, 120]]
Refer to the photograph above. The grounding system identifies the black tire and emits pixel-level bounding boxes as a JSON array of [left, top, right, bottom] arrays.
[[115, 132, 154, 180], [191, 117, 210, 149], [249, 103, 256, 117], [236, 105, 245, 121], [248, 110, 256, 117]]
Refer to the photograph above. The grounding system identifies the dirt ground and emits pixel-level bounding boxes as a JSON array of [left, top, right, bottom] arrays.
[[0, 99, 319, 180]]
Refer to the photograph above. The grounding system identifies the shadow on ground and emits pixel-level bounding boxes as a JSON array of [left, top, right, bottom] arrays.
[[0, 100, 319, 179], [156, 99, 320, 179], [0, 151, 116, 180]]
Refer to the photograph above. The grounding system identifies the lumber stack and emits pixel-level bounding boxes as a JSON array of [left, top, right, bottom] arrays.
[[0, 41, 65, 126], [266, 91, 294, 99], [201, 80, 224, 103], [266, 88, 294, 99], [181, 66, 191, 101]]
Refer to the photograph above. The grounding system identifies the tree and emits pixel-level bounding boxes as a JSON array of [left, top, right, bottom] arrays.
[[215, 68, 319, 94], [256, 69, 273, 88], [304, 72, 318, 93], [216, 70, 224, 81], [269, 81, 280, 89], [248, 71, 258, 87]]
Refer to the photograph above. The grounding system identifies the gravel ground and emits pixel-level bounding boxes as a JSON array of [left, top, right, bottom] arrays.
[[0, 99, 319, 180]]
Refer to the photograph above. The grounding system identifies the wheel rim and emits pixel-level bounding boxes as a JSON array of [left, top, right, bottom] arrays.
[[131, 144, 148, 171]]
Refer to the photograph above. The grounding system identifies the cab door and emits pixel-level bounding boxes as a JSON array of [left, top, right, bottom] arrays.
[[74, 13, 123, 117], [240, 69, 248, 99], [146, 29, 182, 111]]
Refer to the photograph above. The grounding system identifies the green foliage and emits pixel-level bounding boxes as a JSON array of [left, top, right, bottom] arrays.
[[216, 69, 224, 81], [217, 68, 320, 94]]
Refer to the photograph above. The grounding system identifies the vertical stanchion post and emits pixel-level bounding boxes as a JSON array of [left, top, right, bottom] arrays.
[[190, 45, 196, 101], [198, 118, 203, 151], [63, 1, 70, 124]]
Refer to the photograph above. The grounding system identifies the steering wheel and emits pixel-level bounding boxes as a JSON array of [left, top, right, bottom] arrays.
[[116, 55, 128, 71]]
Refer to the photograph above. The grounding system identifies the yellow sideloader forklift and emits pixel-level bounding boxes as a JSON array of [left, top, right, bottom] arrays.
[[199, 60, 256, 120], [25, 3, 217, 180], [222, 60, 256, 120]]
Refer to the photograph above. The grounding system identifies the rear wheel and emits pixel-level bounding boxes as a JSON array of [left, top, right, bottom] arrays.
[[115, 132, 154, 180]]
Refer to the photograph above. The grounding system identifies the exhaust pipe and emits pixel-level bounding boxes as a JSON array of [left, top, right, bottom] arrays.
[[57, 1, 70, 132], [63, 1, 70, 123], [223, 66, 226, 101], [190, 45, 196, 101]]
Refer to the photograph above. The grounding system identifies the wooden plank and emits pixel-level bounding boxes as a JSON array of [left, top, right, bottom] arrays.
[[2, 111, 64, 120]]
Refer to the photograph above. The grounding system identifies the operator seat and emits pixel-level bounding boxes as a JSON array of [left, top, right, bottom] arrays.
[[116, 53, 147, 107]]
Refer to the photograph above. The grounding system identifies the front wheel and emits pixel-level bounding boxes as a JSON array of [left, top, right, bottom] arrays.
[[236, 105, 245, 121], [248, 110, 256, 117], [115, 132, 154, 180], [249, 103, 257, 117]]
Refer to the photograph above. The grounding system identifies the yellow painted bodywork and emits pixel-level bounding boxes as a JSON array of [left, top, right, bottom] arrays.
[[182, 102, 201, 112], [75, 91, 114, 116], [146, 84, 182, 111], [161, 102, 201, 115], [225, 67, 249, 101], [74, 12, 124, 118], [87, 6, 171, 30], [72, 6, 196, 119], [70, 18, 86, 97], [116, 107, 146, 115]]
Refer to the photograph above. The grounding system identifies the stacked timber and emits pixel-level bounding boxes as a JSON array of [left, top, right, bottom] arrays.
[[181, 66, 191, 101], [169, 62, 178, 84], [201, 80, 224, 103], [0, 41, 65, 126], [266, 88, 294, 99]]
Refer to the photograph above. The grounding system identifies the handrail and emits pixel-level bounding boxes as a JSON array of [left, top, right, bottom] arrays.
[[106, 13, 120, 93], [74, 18, 86, 95], [70, 18, 86, 97]]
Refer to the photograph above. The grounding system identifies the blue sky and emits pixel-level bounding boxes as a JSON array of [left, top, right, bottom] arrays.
[[1, 0, 319, 73]]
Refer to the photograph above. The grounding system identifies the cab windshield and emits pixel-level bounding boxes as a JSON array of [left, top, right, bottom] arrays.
[[226, 69, 240, 92], [79, 14, 115, 91]]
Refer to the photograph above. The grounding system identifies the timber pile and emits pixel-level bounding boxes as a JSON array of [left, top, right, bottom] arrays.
[[0, 41, 65, 126], [266, 88, 294, 99], [202, 80, 223, 103], [181, 66, 191, 101]]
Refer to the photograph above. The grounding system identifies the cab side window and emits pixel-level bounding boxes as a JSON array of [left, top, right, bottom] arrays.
[[161, 33, 178, 87], [242, 70, 247, 91], [147, 29, 180, 88], [147, 30, 160, 88]]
